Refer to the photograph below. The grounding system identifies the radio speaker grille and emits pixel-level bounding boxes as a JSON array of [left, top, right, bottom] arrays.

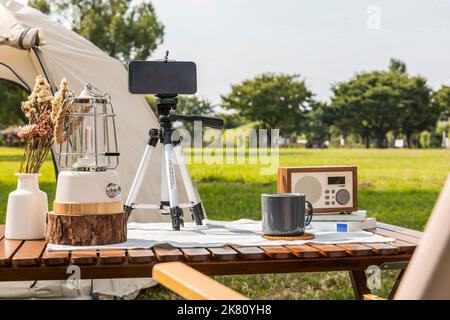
[[294, 176, 322, 204]]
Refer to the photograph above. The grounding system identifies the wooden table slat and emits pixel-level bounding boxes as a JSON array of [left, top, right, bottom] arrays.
[[0, 239, 23, 266], [42, 251, 69, 266], [231, 246, 266, 260], [12, 240, 46, 266], [364, 243, 399, 255], [71, 250, 98, 265], [0, 225, 5, 240], [376, 222, 424, 239], [99, 250, 127, 264], [208, 246, 238, 261], [127, 249, 155, 264], [181, 248, 211, 262], [285, 245, 321, 259], [153, 246, 184, 262], [390, 240, 416, 254], [309, 244, 347, 258], [373, 228, 421, 245], [260, 246, 293, 259], [337, 243, 373, 256]]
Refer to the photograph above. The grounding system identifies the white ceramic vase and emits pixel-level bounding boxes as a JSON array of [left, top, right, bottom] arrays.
[[5, 173, 48, 240]]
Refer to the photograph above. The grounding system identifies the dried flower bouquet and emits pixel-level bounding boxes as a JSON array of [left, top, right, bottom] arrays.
[[18, 75, 69, 173]]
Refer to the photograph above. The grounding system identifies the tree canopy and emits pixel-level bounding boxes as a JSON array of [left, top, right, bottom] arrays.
[[396, 75, 437, 147], [29, 0, 164, 63], [329, 60, 437, 148], [433, 85, 450, 120], [388, 58, 407, 73], [303, 101, 333, 148], [221, 73, 313, 136]]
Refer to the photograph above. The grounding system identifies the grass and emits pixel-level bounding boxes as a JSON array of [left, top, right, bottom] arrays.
[[189, 148, 450, 231], [1, 147, 449, 299]]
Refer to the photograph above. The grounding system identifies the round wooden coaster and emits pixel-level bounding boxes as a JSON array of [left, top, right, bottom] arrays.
[[262, 232, 315, 241]]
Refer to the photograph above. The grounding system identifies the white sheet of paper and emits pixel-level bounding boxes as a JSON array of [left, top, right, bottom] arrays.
[[46, 219, 394, 251]]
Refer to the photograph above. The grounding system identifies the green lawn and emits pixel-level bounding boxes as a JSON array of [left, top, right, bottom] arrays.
[[1, 147, 449, 299]]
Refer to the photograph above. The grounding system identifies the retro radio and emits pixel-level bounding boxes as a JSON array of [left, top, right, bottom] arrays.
[[277, 166, 358, 214]]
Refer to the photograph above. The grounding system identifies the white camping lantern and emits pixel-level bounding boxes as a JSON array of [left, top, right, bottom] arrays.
[[48, 84, 126, 246]]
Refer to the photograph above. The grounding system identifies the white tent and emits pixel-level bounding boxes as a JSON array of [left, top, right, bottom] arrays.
[[0, 0, 196, 298]]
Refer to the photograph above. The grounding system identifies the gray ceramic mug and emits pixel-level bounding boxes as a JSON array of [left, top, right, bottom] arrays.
[[261, 193, 313, 236]]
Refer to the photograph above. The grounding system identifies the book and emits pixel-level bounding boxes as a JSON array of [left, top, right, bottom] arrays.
[[310, 217, 377, 232], [312, 210, 367, 222]]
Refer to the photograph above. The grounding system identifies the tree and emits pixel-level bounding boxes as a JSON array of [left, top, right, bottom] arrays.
[[330, 59, 436, 148], [389, 58, 407, 73], [433, 85, 450, 120], [29, 0, 164, 63], [330, 71, 401, 148], [221, 73, 313, 141], [303, 102, 332, 148], [396, 75, 437, 147], [0, 81, 28, 129]]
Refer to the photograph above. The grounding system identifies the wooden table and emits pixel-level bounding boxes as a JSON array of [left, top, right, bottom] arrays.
[[0, 222, 422, 299]]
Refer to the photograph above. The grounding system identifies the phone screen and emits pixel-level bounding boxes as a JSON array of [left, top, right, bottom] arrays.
[[128, 61, 197, 95]]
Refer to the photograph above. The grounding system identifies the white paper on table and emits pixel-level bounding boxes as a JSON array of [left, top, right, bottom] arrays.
[[46, 219, 395, 251]]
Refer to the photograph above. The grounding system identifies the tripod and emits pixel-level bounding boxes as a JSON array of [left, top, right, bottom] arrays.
[[124, 95, 224, 230]]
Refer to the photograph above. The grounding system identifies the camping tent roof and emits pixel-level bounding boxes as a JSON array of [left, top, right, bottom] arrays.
[[0, 0, 191, 222]]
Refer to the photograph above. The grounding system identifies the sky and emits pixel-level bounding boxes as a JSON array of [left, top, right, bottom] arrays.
[[16, 0, 450, 104], [149, 0, 450, 104]]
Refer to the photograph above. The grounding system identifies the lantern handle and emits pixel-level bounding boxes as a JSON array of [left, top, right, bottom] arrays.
[[83, 83, 104, 98], [64, 90, 75, 101], [104, 93, 111, 103]]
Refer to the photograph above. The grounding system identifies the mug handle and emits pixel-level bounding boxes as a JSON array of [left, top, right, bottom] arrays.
[[305, 200, 313, 226]]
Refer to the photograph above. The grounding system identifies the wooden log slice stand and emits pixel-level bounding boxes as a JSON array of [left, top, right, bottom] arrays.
[[46, 201, 127, 246]]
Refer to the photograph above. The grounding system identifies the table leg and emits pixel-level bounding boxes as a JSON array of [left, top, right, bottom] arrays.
[[388, 269, 405, 300], [349, 270, 371, 300]]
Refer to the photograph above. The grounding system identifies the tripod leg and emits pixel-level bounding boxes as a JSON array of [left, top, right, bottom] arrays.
[[163, 143, 184, 230], [160, 143, 169, 210], [124, 129, 159, 218], [173, 144, 205, 225]]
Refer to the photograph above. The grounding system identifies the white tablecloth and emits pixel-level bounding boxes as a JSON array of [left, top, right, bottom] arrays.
[[46, 219, 394, 251]]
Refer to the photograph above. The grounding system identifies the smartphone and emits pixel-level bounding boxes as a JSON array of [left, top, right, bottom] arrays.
[[128, 60, 197, 95]]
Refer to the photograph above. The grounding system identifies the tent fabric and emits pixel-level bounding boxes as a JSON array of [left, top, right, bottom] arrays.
[[0, 24, 45, 49], [0, 0, 197, 298]]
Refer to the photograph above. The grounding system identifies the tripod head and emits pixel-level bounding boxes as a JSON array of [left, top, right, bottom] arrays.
[[155, 94, 224, 130]]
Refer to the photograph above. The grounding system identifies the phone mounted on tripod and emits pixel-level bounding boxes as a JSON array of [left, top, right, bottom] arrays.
[[125, 52, 224, 230]]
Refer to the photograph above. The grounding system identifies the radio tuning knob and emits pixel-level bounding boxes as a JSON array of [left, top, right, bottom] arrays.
[[336, 189, 350, 205]]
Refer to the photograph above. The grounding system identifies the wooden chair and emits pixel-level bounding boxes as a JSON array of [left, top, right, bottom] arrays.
[[153, 262, 249, 300], [366, 174, 450, 300]]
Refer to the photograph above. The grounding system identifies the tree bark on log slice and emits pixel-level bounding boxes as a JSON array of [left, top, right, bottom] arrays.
[[46, 211, 127, 246]]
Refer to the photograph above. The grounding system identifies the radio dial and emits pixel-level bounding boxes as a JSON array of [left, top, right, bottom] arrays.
[[336, 189, 350, 205]]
